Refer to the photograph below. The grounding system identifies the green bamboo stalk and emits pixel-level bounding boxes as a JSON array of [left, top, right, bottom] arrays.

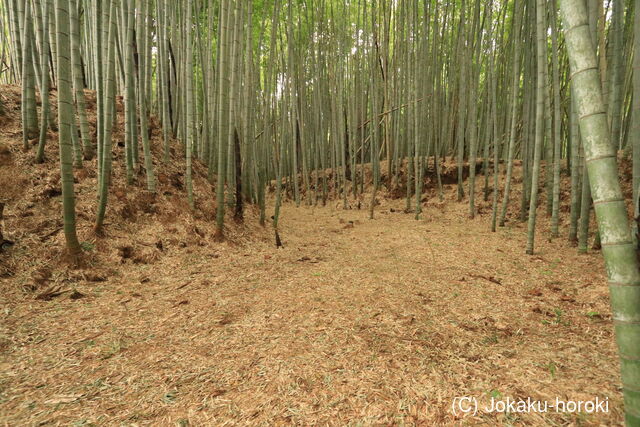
[[560, 0, 640, 423], [525, 0, 547, 255], [54, 0, 82, 258], [35, 0, 51, 164]]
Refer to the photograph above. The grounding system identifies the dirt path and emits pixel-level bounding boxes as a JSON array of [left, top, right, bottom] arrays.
[[0, 199, 621, 425]]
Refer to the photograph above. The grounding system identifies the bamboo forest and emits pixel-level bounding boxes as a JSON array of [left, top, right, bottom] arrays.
[[1, 0, 640, 424]]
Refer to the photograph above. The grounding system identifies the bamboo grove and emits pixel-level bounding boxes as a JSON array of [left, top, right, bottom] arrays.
[[1, 0, 640, 422], [1, 0, 638, 252]]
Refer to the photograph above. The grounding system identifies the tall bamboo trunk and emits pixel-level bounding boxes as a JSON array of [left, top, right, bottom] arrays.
[[525, 0, 547, 255], [560, 0, 640, 423], [54, 0, 82, 258]]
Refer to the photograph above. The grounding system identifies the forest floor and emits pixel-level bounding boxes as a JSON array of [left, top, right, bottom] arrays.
[[1, 196, 621, 425], [0, 84, 625, 425]]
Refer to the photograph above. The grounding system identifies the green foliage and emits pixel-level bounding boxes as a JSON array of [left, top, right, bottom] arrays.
[[585, 311, 602, 320], [80, 241, 95, 252], [163, 389, 178, 404], [542, 308, 569, 326], [488, 389, 502, 399]]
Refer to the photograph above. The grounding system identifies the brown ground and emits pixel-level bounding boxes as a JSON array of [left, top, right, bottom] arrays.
[[0, 84, 626, 425], [0, 195, 621, 425]]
